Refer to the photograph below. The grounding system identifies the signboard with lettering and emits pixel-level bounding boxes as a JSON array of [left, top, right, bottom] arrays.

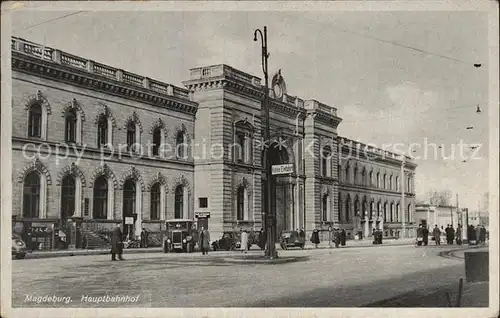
[[271, 164, 294, 175], [195, 212, 210, 218], [125, 217, 134, 225]]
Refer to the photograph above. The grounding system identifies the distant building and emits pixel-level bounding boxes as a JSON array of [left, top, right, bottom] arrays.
[[414, 204, 464, 231]]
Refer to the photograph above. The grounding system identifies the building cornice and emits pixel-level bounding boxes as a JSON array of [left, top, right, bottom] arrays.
[[11, 38, 198, 116]]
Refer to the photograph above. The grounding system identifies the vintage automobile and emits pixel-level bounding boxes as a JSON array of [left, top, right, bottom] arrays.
[[279, 230, 305, 250], [12, 233, 29, 259], [212, 231, 254, 251], [163, 219, 198, 253]]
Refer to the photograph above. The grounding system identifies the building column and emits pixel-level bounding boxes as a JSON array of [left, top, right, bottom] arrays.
[[160, 185, 166, 221], [75, 178, 82, 217], [243, 187, 249, 220], [183, 187, 189, 218], [364, 217, 369, 238], [40, 174, 47, 218], [134, 182, 142, 238], [107, 180, 114, 220]]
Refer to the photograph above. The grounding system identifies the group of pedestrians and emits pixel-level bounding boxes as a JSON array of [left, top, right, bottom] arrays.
[[467, 224, 487, 245], [310, 228, 346, 248]]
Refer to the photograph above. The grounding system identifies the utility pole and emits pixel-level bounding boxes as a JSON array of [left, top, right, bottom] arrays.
[[254, 26, 277, 258]]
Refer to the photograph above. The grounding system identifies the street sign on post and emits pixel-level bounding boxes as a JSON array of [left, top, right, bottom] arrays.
[[272, 164, 294, 175], [125, 217, 134, 225]]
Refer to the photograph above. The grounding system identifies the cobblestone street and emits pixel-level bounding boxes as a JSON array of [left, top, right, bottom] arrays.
[[12, 245, 488, 307]]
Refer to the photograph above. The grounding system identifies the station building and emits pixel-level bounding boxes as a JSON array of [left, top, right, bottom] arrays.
[[10, 37, 417, 249]]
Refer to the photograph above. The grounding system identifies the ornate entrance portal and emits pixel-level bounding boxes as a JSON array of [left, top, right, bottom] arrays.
[[262, 141, 298, 239]]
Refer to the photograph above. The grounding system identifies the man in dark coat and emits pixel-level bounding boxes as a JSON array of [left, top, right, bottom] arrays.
[[456, 225, 463, 245], [480, 226, 486, 244], [445, 225, 451, 244], [111, 224, 124, 261], [450, 226, 455, 245], [340, 229, 346, 246], [140, 228, 148, 248], [422, 225, 429, 246], [432, 225, 441, 245]]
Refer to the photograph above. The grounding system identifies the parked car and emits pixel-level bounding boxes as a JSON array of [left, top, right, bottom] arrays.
[[279, 230, 305, 250], [12, 234, 29, 259], [163, 219, 198, 253], [212, 232, 253, 251]]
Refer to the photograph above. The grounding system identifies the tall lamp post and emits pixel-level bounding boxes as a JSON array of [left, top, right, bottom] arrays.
[[254, 26, 277, 258]]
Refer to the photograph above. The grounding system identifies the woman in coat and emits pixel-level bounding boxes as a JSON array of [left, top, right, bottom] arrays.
[[310, 229, 320, 248], [240, 229, 249, 253], [111, 224, 124, 261]]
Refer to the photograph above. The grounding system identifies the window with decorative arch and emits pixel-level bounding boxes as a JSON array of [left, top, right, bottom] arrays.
[[28, 102, 43, 138], [338, 193, 343, 222], [150, 183, 161, 220], [345, 197, 351, 222], [61, 175, 76, 219], [176, 131, 186, 159], [23, 171, 41, 218], [369, 171, 374, 187], [93, 175, 108, 220], [322, 193, 329, 222], [321, 145, 332, 177], [174, 185, 184, 219], [389, 175, 393, 191], [376, 172, 380, 188]]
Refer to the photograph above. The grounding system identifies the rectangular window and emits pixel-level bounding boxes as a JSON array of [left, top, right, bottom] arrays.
[[199, 197, 208, 208]]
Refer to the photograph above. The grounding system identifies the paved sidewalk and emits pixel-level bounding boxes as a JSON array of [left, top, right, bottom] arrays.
[[20, 237, 416, 260]]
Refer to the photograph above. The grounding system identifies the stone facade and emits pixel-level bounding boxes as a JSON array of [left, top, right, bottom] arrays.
[[11, 37, 417, 245]]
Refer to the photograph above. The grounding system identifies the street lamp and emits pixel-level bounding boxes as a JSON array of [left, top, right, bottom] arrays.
[[254, 26, 277, 258]]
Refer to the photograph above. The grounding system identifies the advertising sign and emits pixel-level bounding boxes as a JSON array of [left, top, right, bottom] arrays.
[[271, 164, 294, 175], [125, 217, 134, 225]]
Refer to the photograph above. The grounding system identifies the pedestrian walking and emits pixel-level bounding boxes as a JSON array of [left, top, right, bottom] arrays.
[[310, 228, 320, 248], [340, 229, 346, 246], [240, 229, 249, 253], [416, 224, 424, 246], [432, 224, 441, 245], [476, 225, 482, 244], [333, 229, 340, 248], [111, 224, 124, 261], [456, 225, 463, 245], [480, 225, 486, 244], [199, 226, 210, 255], [258, 228, 266, 250], [422, 225, 429, 246]]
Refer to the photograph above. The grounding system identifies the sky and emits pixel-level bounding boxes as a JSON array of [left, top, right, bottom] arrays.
[[9, 5, 492, 212]]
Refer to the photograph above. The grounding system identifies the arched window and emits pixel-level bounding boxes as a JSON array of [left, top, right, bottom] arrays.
[[236, 132, 246, 162], [353, 167, 358, 185], [321, 146, 331, 177], [377, 202, 381, 218], [354, 199, 360, 216], [65, 108, 77, 143], [28, 103, 42, 138], [376, 172, 380, 188], [345, 165, 350, 183], [176, 132, 185, 159], [396, 176, 400, 191], [407, 204, 411, 223], [61, 175, 76, 219], [97, 114, 108, 147], [93, 176, 108, 219], [361, 168, 367, 186], [174, 185, 184, 218], [152, 127, 162, 156], [369, 171, 374, 187], [23, 171, 40, 218], [390, 203, 394, 222], [126, 122, 136, 151], [389, 175, 393, 191], [237, 186, 245, 220], [370, 201, 375, 219], [322, 194, 328, 221], [396, 204, 400, 222], [150, 183, 161, 220], [407, 177, 411, 193], [123, 179, 136, 220], [345, 198, 351, 222], [383, 202, 388, 222], [383, 174, 387, 189]]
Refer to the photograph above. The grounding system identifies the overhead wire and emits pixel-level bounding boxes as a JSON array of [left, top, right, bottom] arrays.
[[13, 11, 84, 32], [268, 12, 479, 67]]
